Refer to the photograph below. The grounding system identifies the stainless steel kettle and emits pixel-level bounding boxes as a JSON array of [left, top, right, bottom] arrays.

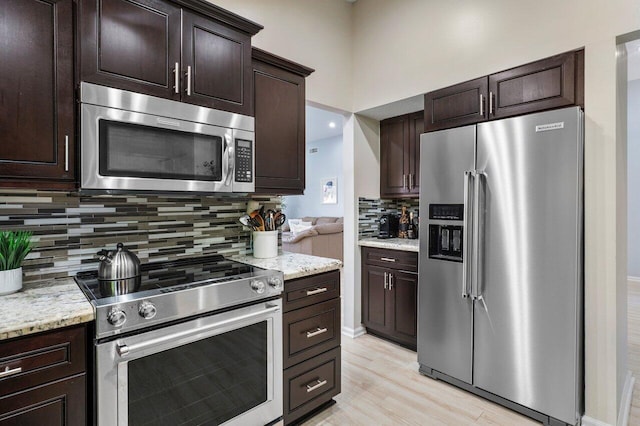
[[97, 243, 141, 281]]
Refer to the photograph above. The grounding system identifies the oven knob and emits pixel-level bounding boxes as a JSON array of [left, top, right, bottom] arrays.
[[267, 276, 283, 290], [250, 280, 266, 294], [138, 301, 157, 320], [107, 308, 127, 327]]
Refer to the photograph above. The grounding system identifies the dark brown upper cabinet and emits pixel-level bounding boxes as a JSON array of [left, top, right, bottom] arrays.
[[380, 111, 423, 198], [424, 49, 584, 132], [0, 0, 75, 189], [79, 0, 262, 115], [252, 48, 314, 195], [424, 77, 488, 132]]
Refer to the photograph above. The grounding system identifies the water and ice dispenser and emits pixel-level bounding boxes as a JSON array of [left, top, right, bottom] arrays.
[[428, 204, 464, 262]]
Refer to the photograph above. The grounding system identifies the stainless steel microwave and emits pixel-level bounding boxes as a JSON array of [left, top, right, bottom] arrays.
[[80, 82, 254, 193]]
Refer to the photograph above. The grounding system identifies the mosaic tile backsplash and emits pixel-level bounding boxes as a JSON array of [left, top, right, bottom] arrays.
[[358, 197, 420, 237], [0, 190, 280, 283]]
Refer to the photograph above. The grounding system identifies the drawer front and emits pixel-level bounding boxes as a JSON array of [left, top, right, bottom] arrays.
[[284, 347, 341, 425], [0, 325, 86, 397], [283, 270, 340, 312], [284, 298, 340, 368], [363, 247, 418, 272]]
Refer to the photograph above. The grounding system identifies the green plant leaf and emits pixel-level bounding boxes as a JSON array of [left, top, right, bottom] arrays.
[[0, 230, 32, 271]]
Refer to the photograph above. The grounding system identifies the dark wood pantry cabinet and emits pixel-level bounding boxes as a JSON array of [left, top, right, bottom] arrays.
[[361, 247, 418, 349], [0, 325, 88, 425], [380, 111, 423, 198], [424, 49, 584, 132], [252, 48, 314, 195], [79, 0, 262, 115], [0, 0, 75, 189]]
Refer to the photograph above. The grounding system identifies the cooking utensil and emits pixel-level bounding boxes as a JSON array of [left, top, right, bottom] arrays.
[[250, 210, 265, 231], [273, 213, 286, 229], [239, 214, 256, 230]]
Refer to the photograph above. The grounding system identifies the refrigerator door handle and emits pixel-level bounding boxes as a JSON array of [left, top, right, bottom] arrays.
[[462, 170, 474, 299], [471, 171, 486, 300]]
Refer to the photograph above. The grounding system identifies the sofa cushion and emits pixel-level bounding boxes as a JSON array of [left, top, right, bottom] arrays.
[[335, 217, 343, 224], [300, 216, 319, 225], [282, 228, 318, 243], [290, 221, 313, 235], [316, 217, 339, 225], [315, 223, 343, 235]]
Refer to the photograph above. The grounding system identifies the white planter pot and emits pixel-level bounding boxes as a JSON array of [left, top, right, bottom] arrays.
[[0, 267, 23, 296]]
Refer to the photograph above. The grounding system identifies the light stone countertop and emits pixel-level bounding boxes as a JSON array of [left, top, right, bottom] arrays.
[[358, 237, 420, 252], [0, 278, 94, 341], [232, 252, 342, 280]]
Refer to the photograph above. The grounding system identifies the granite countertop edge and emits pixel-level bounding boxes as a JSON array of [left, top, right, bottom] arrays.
[[0, 277, 95, 341], [232, 252, 342, 280], [358, 237, 420, 253]]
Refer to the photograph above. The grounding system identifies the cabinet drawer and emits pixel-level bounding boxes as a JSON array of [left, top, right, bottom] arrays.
[[283, 270, 340, 312], [362, 247, 418, 272], [0, 325, 86, 398], [284, 299, 340, 368], [284, 347, 341, 425]]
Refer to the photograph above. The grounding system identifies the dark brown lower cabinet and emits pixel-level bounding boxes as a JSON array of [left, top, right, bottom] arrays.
[[361, 247, 418, 350], [283, 270, 341, 425], [0, 324, 88, 426]]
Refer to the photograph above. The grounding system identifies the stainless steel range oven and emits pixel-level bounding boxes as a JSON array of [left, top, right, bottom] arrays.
[[75, 256, 283, 426]]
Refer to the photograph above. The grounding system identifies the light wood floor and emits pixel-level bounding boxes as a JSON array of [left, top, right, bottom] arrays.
[[302, 282, 640, 425]]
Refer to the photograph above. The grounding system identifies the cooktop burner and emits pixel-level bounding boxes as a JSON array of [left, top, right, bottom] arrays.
[[75, 255, 284, 339]]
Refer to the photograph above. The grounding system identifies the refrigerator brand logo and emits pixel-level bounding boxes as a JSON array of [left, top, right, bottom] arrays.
[[535, 122, 564, 132]]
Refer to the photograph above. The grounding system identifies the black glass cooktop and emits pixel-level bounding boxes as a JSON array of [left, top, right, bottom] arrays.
[[75, 255, 263, 301]]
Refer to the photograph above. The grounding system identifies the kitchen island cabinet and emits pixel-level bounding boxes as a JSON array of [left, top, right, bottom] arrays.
[[79, 0, 261, 115], [361, 247, 418, 350], [252, 48, 315, 195], [0, 0, 75, 189]]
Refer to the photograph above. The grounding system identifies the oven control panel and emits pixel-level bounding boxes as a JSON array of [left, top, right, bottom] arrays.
[[235, 139, 253, 183]]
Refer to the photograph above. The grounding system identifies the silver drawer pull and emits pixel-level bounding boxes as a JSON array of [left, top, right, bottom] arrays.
[[0, 366, 22, 378], [306, 327, 328, 338], [306, 379, 328, 393], [380, 257, 396, 262], [306, 287, 328, 296]]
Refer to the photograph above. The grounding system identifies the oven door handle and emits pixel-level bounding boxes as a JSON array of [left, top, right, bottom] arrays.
[[116, 304, 280, 358]]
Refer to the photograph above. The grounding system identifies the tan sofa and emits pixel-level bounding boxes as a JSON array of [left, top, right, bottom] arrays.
[[282, 217, 343, 261]]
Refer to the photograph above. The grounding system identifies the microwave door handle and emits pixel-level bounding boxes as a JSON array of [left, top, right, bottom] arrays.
[[225, 134, 234, 186]]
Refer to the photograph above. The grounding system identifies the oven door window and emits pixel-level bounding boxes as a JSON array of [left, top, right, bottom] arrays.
[[126, 321, 267, 426], [99, 120, 224, 182]]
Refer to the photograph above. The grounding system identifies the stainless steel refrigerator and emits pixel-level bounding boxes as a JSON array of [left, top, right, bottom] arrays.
[[417, 106, 583, 426]]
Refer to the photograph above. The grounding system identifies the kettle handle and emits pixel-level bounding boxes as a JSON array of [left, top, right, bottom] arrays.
[[116, 243, 124, 251], [97, 249, 112, 263]]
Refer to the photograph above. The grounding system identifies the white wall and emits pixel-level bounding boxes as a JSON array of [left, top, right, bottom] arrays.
[[284, 135, 344, 219], [628, 79, 640, 278], [208, 0, 353, 112], [350, 2, 639, 424]]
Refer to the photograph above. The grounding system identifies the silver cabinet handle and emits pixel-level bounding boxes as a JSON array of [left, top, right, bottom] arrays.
[[0, 366, 22, 378], [388, 273, 393, 290], [479, 94, 484, 116], [173, 62, 180, 94], [185, 65, 192, 96], [384, 271, 388, 290], [489, 91, 494, 115], [380, 257, 396, 262], [306, 379, 328, 393], [462, 171, 474, 299], [306, 287, 328, 296], [409, 173, 414, 190], [403, 174, 408, 189], [64, 135, 69, 172], [306, 327, 328, 338]]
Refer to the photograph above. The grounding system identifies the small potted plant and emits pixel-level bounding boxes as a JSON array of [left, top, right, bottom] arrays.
[[0, 231, 33, 295]]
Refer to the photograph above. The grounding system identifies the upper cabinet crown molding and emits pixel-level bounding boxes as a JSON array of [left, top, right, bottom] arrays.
[[252, 48, 315, 77], [170, 0, 263, 35]]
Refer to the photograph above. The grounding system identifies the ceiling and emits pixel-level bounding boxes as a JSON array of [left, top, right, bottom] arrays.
[[628, 39, 640, 82], [306, 105, 344, 143]]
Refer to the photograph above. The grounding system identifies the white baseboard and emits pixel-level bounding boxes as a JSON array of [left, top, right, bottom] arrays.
[[628, 276, 640, 283], [618, 370, 635, 426], [341, 325, 366, 338], [582, 416, 613, 426]]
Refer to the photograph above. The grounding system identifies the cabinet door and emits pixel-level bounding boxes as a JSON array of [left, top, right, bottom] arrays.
[[380, 115, 409, 197], [408, 111, 424, 196], [253, 59, 306, 194], [0, 374, 86, 425], [182, 10, 252, 115], [390, 270, 418, 349], [0, 0, 74, 186], [79, 0, 181, 100], [489, 51, 577, 119], [424, 77, 488, 132], [361, 265, 392, 334]]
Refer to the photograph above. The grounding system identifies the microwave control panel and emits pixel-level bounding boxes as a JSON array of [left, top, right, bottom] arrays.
[[235, 139, 253, 183]]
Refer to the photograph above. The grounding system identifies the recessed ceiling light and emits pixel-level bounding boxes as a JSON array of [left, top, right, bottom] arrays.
[[329, 122, 336, 128]]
